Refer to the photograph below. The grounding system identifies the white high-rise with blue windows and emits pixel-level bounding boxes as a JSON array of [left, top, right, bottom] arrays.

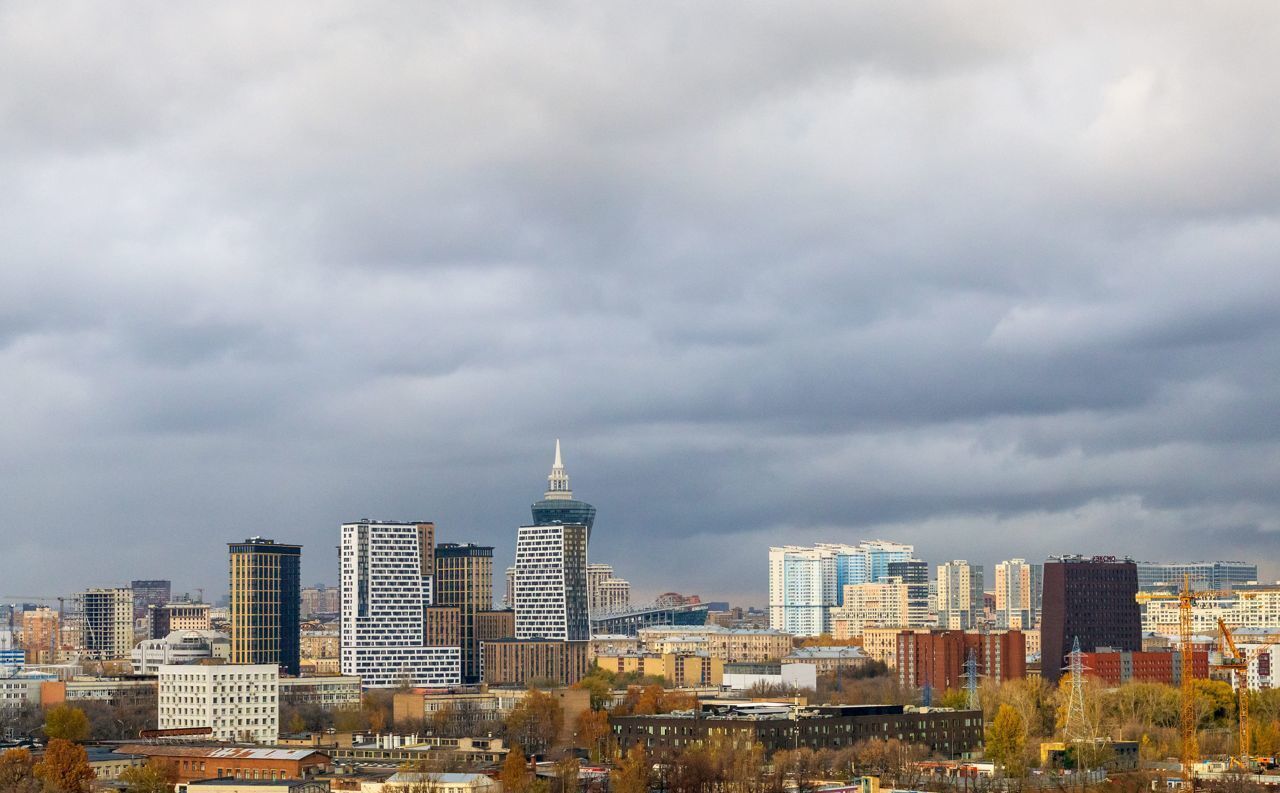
[[769, 541, 915, 636]]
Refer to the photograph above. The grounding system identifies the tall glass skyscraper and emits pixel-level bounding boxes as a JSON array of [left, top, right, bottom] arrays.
[[228, 537, 301, 675]]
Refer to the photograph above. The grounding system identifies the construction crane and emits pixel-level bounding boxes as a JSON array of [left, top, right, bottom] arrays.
[[1137, 576, 1203, 782], [1179, 577, 1198, 782], [1216, 618, 1251, 769]]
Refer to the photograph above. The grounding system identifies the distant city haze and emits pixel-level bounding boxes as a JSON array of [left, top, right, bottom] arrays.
[[2, 4, 1279, 603]]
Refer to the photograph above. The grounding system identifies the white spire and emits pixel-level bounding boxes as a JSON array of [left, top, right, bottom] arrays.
[[545, 439, 572, 499]]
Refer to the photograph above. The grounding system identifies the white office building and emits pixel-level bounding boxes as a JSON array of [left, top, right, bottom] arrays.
[[937, 560, 985, 630], [994, 559, 1042, 630], [340, 521, 461, 688], [768, 541, 915, 636], [131, 630, 231, 675], [158, 663, 278, 743]]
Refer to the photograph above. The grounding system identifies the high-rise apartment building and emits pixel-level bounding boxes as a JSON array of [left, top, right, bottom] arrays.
[[339, 521, 461, 687], [229, 538, 301, 675], [831, 579, 910, 633], [148, 602, 212, 639], [78, 588, 135, 660], [1041, 555, 1141, 682], [300, 585, 341, 617], [887, 559, 931, 627], [434, 543, 494, 684], [936, 561, 985, 631], [130, 580, 172, 621], [895, 629, 1027, 691], [768, 541, 915, 637], [587, 563, 631, 614], [994, 559, 1042, 630], [1136, 561, 1257, 592], [504, 566, 516, 609], [21, 607, 59, 663], [514, 524, 590, 641]]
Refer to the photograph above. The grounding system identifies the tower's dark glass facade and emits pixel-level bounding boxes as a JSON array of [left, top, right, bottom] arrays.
[[1040, 555, 1140, 682]]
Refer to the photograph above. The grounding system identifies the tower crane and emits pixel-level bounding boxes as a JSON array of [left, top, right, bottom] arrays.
[[1136, 576, 1205, 782], [1216, 618, 1251, 769]]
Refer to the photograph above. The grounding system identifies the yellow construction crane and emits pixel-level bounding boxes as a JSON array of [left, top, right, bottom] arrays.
[[1137, 576, 1202, 782], [1216, 618, 1250, 768], [1179, 577, 1198, 782]]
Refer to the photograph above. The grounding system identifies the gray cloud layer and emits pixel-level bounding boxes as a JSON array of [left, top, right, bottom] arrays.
[[2, 2, 1279, 604]]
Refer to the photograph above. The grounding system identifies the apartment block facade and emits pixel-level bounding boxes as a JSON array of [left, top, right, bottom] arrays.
[[339, 521, 461, 687]]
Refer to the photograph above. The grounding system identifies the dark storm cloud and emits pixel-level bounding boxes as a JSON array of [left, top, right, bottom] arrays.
[[2, 2, 1280, 604]]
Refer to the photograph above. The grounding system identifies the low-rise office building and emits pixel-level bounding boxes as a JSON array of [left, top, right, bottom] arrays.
[[158, 664, 279, 744], [636, 626, 794, 662], [359, 771, 500, 793], [278, 676, 362, 710], [722, 662, 816, 692], [594, 652, 724, 687], [114, 745, 330, 784], [132, 630, 231, 675], [41, 677, 158, 709], [613, 702, 981, 757], [784, 646, 870, 675], [181, 780, 330, 793]]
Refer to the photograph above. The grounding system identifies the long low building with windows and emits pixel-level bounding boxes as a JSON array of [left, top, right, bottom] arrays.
[[612, 702, 981, 757]]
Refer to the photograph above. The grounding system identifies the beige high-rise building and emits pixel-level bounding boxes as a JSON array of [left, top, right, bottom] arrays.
[[937, 561, 984, 630], [830, 578, 910, 634], [22, 608, 60, 663], [434, 543, 494, 683], [587, 563, 632, 614], [994, 559, 1042, 630]]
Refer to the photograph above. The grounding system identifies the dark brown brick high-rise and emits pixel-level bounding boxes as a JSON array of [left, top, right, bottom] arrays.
[[1041, 555, 1140, 682]]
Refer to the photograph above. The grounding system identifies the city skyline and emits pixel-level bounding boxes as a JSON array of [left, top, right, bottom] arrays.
[[4, 5, 1280, 604]]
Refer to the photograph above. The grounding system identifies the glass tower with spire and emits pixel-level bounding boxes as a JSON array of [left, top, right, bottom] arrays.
[[530, 439, 596, 538]]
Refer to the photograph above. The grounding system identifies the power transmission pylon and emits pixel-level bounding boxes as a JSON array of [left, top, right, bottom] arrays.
[[1063, 637, 1089, 745], [965, 648, 980, 711]]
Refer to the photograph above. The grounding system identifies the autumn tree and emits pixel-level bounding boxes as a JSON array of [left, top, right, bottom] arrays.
[[553, 756, 580, 793], [0, 748, 42, 793], [44, 704, 91, 742], [120, 759, 177, 793], [575, 709, 611, 762], [986, 704, 1027, 776], [936, 688, 970, 711], [505, 690, 564, 755], [501, 745, 533, 793], [34, 738, 96, 793], [573, 670, 614, 711], [612, 745, 652, 793]]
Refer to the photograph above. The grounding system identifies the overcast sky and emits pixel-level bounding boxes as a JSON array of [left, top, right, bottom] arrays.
[[2, 3, 1279, 607]]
